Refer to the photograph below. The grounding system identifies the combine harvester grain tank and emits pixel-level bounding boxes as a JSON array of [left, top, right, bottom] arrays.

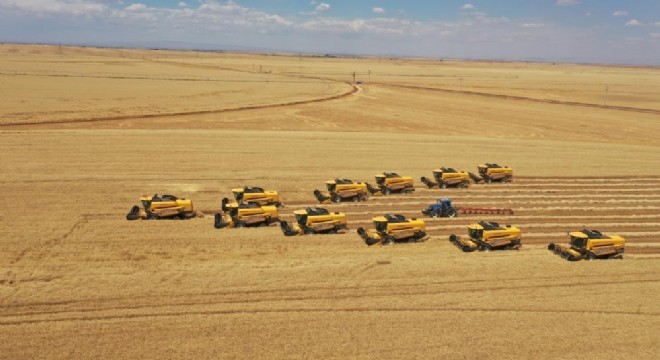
[[548, 229, 625, 261], [214, 197, 279, 228], [126, 194, 195, 220], [469, 163, 513, 183], [374, 172, 415, 195], [313, 178, 376, 203], [358, 214, 427, 246], [449, 221, 522, 252], [280, 207, 348, 235], [421, 167, 471, 189]]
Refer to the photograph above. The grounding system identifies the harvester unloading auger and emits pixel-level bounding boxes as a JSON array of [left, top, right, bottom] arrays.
[[214, 198, 279, 229], [421, 167, 470, 189], [280, 207, 348, 236], [313, 178, 378, 203], [449, 221, 522, 252], [548, 229, 625, 261], [357, 214, 427, 246]]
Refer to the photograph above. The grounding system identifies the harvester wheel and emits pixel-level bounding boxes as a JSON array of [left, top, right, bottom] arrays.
[[460, 181, 469, 188], [332, 194, 342, 203], [382, 187, 391, 195], [482, 244, 493, 252], [382, 235, 395, 246], [484, 176, 492, 184], [304, 228, 316, 235], [235, 220, 247, 228], [440, 181, 448, 189], [149, 214, 160, 220], [352, 196, 360, 203], [586, 252, 597, 261]]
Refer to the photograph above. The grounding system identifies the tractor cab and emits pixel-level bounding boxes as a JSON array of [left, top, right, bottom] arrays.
[[437, 198, 452, 207]]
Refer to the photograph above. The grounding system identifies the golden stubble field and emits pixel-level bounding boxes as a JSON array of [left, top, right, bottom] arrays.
[[1, 44, 660, 359]]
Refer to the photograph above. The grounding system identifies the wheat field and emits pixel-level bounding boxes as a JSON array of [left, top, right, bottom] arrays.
[[1, 44, 660, 359]]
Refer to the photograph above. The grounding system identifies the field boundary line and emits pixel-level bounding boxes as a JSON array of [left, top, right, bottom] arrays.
[[376, 82, 660, 115]]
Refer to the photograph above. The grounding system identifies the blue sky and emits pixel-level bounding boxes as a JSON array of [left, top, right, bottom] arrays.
[[0, 1, 658, 64]]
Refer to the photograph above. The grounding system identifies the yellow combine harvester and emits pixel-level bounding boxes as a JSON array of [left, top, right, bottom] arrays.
[[469, 163, 513, 183], [232, 186, 281, 206], [214, 198, 279, 228], [374, 172, 415, 195], [449, 221, 522, 252], [280, 207, 348, 235], [357, 214, 426, 246], [421, 167, 470, 189], [548, 229, 625, 261], [314, 178, 375, 203], [126, 194, 195, 220]]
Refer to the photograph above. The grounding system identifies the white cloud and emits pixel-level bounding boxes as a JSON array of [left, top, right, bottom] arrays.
[[125, 3, 146, 11], [178, 1, 187, 7], [626, 19, 642, 26], [613, 11, 628, 17], [521, 23, 544, 28], [652, 33, 660, 39], [556, 0, 579, 6], [0, 0, 107, 16], [654, 22, 660, 27], [585, 12, 592, 16], [372, 7, 384, 15], [315, 3, 330, 12], [462, 4, 474, 10]]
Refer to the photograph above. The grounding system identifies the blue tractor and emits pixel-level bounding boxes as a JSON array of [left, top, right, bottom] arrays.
[[422, 198, 458, 218]]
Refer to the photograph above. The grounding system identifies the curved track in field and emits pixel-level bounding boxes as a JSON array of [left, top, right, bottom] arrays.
[[0, 82, 358, 128], [276, 176, 660, 253]]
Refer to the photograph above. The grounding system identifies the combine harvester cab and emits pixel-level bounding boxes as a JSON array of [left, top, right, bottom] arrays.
[[126, 194, 195, 220], [313, 179, 373, 204], [214, 198, 279, 229], [422, 198, 458, 218], [374, 172, 415, 195], [232, 186, 281, 207], [470, 163, 513, 183], [357, 214, 427, 246], [280, 207, 348, 236], [421, 167, 470, 189], [548, 229, 625, 261], [449, 221, 522, 252]]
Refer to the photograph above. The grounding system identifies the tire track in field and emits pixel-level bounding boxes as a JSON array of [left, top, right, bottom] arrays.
[[376, 82, 660, 115], [3, 277, 659, 326]]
